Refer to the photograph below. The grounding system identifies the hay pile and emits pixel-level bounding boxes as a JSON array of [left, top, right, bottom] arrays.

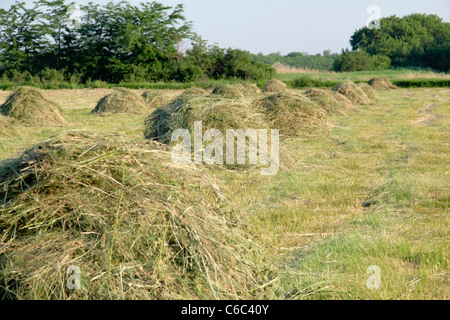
[[241, 83, 261, 95], [212, 84, 260, 99], [91, 88, 149, 114], [0, 132, 262, 300], [0, 115, 15, 137], [357, 83, 379, 99], [172, 88, 209, 103], [331, 80, 370, 105], [1, 86, 66, 126], [368, 77, 398, 90], [262, 79, 287, 93], [330, 91, 354, 108], [303, 88, 351, 114], [255, 92, 327, 138], [145, 95, 267, 144], [142, 90, 173, 109]]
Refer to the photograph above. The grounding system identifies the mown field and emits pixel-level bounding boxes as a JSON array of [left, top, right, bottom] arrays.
[[0, 82, 448, 299]]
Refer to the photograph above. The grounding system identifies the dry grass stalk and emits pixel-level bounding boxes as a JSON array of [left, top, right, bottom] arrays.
[[1, 86, 67, 126]]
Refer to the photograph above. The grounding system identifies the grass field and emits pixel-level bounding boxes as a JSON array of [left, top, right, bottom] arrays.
[[0, 86, 448, 299], [277, 69, 450, 82]]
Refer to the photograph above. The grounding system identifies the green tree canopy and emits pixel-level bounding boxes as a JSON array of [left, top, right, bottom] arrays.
[[0, 0, 275, 83], [350, 13, 450, 71]]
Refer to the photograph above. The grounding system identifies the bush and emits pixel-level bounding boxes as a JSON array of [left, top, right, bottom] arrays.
[[333, 50, 376, 72], [392, 79, 450, 87], [223, 49, 275, 81], [40, 68, 66, 83]]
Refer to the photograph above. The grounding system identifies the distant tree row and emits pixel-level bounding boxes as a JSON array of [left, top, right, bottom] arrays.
[[252, 50, 339, 71], [334, 14, 449, 72], [0, 0, 274, 83]]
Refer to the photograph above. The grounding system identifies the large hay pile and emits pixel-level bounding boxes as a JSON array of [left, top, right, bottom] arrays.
[[303, 88, 351, 114], [145, 95, 267, 144], [262, 79, 287, 93], [0, 132, 262, 300], [142, 90, 174, 109], [331, 80, 370, 105], [92, 88, 149, 114], [368, 77, 398, 90], [0, 115, 15, 137], [357, 83, 379, 99], [255, 92, 327, 138], [1, 86, 66, 126], [212, 84, 260, 99]]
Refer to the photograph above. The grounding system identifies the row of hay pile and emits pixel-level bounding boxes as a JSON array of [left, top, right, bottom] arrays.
[[0, 132, 262, 300], [143, 80, 363, 143]]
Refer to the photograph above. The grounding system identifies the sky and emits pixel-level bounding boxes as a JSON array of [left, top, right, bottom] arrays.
[[1, 0, 449, 55]]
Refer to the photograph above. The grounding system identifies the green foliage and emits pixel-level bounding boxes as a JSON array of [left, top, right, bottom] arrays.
[[253, 50, 339, 70], [0, 1, 274, 84], [350, 14, 450, 71], [333, 50, 386, 72], [288, 76, 340, 88], [392, 79, 450, 88]]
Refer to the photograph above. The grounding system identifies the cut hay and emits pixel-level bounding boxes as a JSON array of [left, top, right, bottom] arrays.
[[0, 115, 15, 137], [262, 79, 287, 93], [172, 87, 209, 103], [303, 88, 350, 114], [212, 84, 246, 99], [145, 95, 267, 144], [357, 83, 379, 99], [368, 77, 398, 90], [211, 84, 257, 99], [212, 84, 261, 99], [330, 91, 354, 108], [91, 88, 149, 114], [142, 90, 174, 109], [255, 92, 328, 138], [1, 86, 66, 126], [331, 80, 370, 105], [241, 83, 261, 95], [0, 132, 262, 300]]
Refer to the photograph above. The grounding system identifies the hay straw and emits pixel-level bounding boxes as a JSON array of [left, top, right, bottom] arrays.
[[368, 77, 398, 90], [142, 90, 174, 109], [145, 95, 267, 144], [0, 115, 15, 137], [262, 79, 287, 93], [212, 84, 260, 99], [0, 132, 263, 300], [303, 88, 351, 115], [331, 80, 370, 105], [357, 83, 379, 99], [1, 86, 67, 126], [255, 92, 328, 138], [92, 88, 149, 114]]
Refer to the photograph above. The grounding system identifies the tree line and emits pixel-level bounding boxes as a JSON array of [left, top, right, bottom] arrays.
[[0, 1, 448, 83], [254, 14, 449, 73], [0, 0, 275, 84], [335, 14, 449, 72]]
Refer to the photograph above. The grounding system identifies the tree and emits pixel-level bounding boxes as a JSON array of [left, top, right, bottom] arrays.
[[350, 14, 450, 71]]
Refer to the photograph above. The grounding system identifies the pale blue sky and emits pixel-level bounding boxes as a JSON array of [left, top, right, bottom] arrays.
[[1, 0, 449, 54]]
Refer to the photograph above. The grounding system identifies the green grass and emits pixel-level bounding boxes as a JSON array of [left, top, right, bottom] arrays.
[[223, 87, 449, 299], [0, 78, 259, 91], [277, 68, 450, 82], [0, 86, 448, 299]]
